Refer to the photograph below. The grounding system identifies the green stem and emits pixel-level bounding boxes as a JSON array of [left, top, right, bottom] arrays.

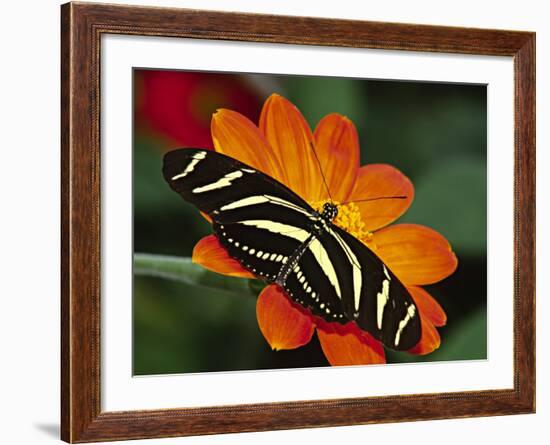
[[134, 253, 259, 298]]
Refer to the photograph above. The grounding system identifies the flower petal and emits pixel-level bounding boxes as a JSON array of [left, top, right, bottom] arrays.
[[211, 109, 287, 183], [371, 224, 458, 285], [407, 286, 447, 327], [312, 114, 360, 202], [256, 285, 315, 350], [259, 94, 319, 200], [317, 322, 386, 366], [408, 317, 441, 355], [192, 235, 254, 278], [348, 164, 414, 231]]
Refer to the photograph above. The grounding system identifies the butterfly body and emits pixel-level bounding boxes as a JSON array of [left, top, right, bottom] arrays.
[[163, 148, 421, 351]]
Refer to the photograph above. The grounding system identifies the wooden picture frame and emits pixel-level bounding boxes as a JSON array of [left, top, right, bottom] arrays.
[[61, 1, 535, 442]]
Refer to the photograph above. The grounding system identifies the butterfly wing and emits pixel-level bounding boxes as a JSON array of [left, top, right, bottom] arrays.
[[163, 149, 313, 216], [163, 148, 421, 351], [163, 148, 319, 282], [277, 233, 349, 323], [329, 224, 421, 350], [279, 222, 421, 350]]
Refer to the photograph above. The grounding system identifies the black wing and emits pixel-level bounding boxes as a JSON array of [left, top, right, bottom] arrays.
[[163, 149, 313, 218], [333, 225, 421, 350], [163, 148, 318, 282], [295, 223, 421, 350], [163, 148, 421, 350], [278, 221, 421, 350]]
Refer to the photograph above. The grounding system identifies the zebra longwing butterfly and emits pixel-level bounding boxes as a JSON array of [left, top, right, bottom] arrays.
[[163, 148, 421, 351]]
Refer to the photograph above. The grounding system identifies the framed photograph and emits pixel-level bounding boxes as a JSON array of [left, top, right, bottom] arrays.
[[61, 2, 535, 442]]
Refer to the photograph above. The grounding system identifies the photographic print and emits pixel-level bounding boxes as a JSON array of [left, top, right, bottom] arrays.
[[62, 4, 535, 440], [132, 69, 487, 375]]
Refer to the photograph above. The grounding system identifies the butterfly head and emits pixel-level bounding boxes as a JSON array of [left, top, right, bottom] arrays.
[[321, 202, 338, 222]]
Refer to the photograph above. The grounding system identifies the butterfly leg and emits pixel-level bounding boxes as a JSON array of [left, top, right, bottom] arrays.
[[274, 234, 316, 287]]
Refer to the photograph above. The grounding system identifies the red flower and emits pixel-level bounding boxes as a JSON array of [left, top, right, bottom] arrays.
[[193, 94, 457, 365], [135, 70, 261, 150]]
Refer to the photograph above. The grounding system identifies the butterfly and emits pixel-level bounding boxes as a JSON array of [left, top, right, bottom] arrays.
[[163, 148, 421, 351]]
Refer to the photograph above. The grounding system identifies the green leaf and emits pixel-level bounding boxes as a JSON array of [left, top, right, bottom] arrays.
[[428, 307, 487, 361], [134, 253, 257, 298], [133, 274, 263, 375], [400, 156, 487, 255], [284, 77, 367, 129], [133, 138, 179, 214]]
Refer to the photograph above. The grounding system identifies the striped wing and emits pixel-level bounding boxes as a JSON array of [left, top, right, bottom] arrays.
[[163, 149, 313, 218], [330, 225, 421, 350], [163, 148, 317, 282], [281, 223, 421, 350], [163, 148, 421, 351]]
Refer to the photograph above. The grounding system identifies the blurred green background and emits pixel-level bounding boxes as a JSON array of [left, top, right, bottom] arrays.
[[133, 69, 487, 375]]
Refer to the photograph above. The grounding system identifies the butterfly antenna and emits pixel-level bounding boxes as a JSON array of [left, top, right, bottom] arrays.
[[341, 196, 408, 205], [309, 141, 333, 204]]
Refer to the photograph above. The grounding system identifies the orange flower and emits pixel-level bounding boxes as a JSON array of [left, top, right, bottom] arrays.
[[192, 94, 457, 366]]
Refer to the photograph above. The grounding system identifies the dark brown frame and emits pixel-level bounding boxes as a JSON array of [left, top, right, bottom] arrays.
[[61, 1, 536, 442]]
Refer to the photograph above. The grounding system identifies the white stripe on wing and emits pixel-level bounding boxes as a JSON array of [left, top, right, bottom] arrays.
[[237, 219, 342, 300], [192, 170, 244, 193], [328, 228, 362, 310], [220, 194, 312, 217], [171, 151, 207, 180]]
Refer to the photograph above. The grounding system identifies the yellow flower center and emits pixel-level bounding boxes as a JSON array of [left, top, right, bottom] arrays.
[[311, 199, 375, 248]]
